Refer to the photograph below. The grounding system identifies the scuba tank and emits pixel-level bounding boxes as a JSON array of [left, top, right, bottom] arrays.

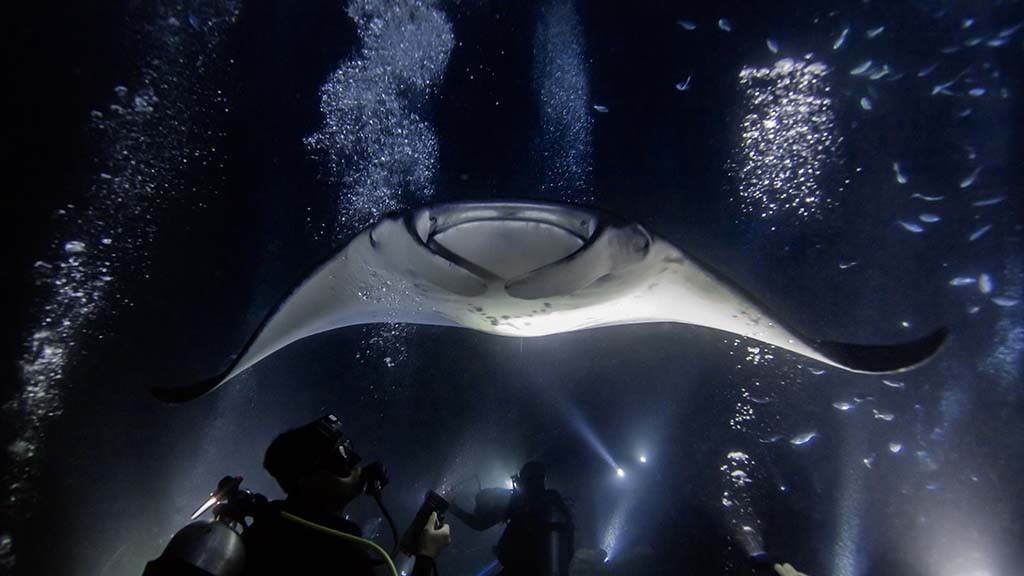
[[141, 520, 246, 576], [545, 492, 573, 576], [142, 476, 264, 576], [494, 489, 574, 576]]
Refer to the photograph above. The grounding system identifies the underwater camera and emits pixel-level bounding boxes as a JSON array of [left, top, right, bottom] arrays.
[[399, 490, 450, 556]]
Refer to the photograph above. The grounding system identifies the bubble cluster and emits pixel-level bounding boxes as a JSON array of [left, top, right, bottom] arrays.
[[981, 253, 1023, 393], [745, 345, 775, 365], [534, 0, 593, 202], [733, 58, 841, 220], [728, 399, 756, 430], [719, 450, 764, 556], [6, 0, 239, 515], [356, 323, 412, 373], [304, 0, 454, 234]]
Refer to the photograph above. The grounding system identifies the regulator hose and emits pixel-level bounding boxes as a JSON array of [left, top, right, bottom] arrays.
[[279, 510, 399, 576]]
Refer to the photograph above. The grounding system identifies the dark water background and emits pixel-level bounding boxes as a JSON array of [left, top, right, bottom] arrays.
[[5, 0, 1023, 575]]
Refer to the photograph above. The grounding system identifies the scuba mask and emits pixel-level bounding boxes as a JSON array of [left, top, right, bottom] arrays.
[[314, 413, 362, 478]]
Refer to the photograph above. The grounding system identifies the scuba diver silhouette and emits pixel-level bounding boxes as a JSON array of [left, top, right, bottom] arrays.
[[449, 462, 574, 576], [142, 414, 450, 576]]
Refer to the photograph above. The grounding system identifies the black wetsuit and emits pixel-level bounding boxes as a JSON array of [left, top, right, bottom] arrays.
[[452, 488, 573, 576], [242, 499, 435, 576]]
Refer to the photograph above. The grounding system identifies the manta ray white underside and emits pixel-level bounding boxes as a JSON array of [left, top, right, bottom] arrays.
[[154, 200, 947, 403]]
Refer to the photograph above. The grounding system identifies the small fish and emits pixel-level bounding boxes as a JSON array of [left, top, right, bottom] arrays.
[[854, 394, 875, 404], [898, 221, 924, 233], [911, 193, 945, 202], [873, 409, 895, 422], [759, 434, 785, 444], [978, 274, 993, 294], [949, 276, 977, 286], [592, 105, 609, 113], [957, 108, 973, 118], [889, 442, 903, 454], [807, 367, 826, 375], [863, 455, 876, 468], [940, 45, 961, 54], [64, 241, 87, 254], [718, 18, 732, 32], [962, 18, 975, 29], [968, 224, 992, 242], [882, 379, 905, 389], [187, 13, 201, 31], [677, 20, 698, 31], [968, 87, 986, 97], [869, 65, 891, 80], [992, 296, 1019, 307], [997, 22, 1023, 38], [892, 162, 907, 184], [767, 38, 779, 54], [932, 68, 970, 96], [965, 146, 978, 161], [675, 75, 692, 91], [964, 36, 984, 47], [866, 26, 885, 38], [832, 401, 855, 411], [967, 305, 981, 314], [986, 37, 1010, 48], [748, 396, 773, 405], [917, 63, 938, 77], [960, 166, 982, 188], [833, 26, 850, 50], [918, 213, 941, 223], [972, 196, 1005, 207], [860, 97, 873, 110], [790, 432, 818, 446], [838, 261, 859, 269], [851, 60, 873, 75]]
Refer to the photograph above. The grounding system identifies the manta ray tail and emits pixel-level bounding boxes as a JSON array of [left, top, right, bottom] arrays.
[[151, 368, 231, 404], [814, 327, 949, 374]]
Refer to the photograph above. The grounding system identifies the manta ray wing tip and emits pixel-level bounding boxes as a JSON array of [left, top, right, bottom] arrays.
[[817, 326, 950, 374], [150, 371, 230, 404]]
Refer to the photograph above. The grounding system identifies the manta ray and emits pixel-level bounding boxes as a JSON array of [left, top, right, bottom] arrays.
[[154, 200, 947, 403]]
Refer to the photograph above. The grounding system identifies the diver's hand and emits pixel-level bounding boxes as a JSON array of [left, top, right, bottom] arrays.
[[416, 512, 451, 558], [774, 563, 809, 576]]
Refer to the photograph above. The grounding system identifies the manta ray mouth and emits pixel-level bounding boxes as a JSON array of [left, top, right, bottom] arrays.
[[409, 201, 600, 281]]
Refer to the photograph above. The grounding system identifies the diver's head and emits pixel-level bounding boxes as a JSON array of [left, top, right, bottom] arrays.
[[512, 461, 546, 496], [264, 414, 364, 512]]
